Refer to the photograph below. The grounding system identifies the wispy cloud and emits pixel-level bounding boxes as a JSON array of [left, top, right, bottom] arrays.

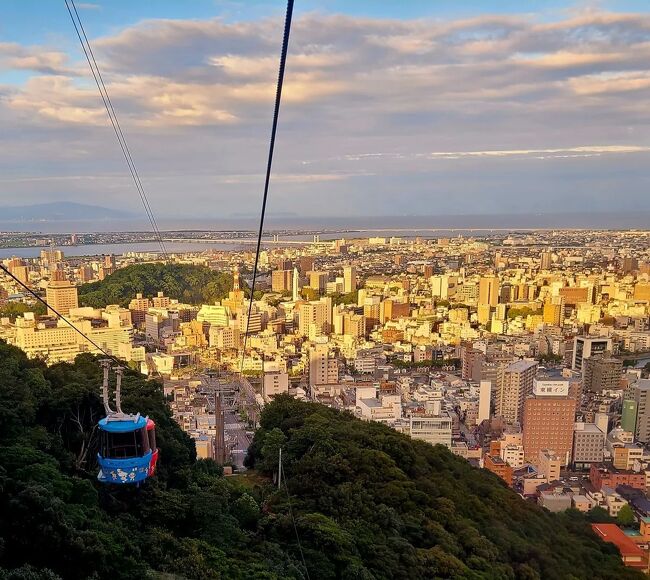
[[1, 8, 650, 216], [426, 145, 650, 160]]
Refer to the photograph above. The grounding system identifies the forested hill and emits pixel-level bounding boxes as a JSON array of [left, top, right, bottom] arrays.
[[78, 263, 235, 307], [0, 343, 641, 579]]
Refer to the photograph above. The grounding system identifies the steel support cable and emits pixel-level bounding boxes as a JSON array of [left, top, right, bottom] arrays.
[[64, 0, 168, 259], [0, 264, 121, 364], [282, 468, 310, 580], [240, 0, 294, 381]]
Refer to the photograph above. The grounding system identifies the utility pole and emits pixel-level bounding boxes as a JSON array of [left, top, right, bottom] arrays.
[[214, 392, 225, 464]]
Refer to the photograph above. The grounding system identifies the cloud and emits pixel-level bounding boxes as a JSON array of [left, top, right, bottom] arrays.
[[0, 43, 76, 75], [426, 145, 650, 160], [1, 8, 650, 217]]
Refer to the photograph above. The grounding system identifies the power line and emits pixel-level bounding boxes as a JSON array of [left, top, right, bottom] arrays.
[[278, 448, 310, 580], [64, 0, 168, 260], [240, 0, 294, 379], [0, 264, 121, 365]]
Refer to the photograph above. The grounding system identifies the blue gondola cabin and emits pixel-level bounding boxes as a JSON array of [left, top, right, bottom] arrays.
[[97, 415, 159, 484]]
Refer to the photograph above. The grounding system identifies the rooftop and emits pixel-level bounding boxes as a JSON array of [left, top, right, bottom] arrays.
[[506, 359, 538, 373]]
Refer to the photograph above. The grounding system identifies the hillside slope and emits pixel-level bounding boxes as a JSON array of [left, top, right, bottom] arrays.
[[0, 344, 641, 579], [248, 397, 642, 579]]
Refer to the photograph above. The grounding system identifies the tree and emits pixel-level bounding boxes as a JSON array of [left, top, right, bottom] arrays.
[[586, 505, 615, 523], [78, 263, 239, 307], [0, 345, 643, 580], [259, 427, 287, 473], [617, 504, 636, 526]]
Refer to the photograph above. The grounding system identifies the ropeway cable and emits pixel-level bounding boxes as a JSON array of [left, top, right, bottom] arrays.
[[64, 0, 168, 260], [239, 0, 294, 379], [0, 263, 121, 365]]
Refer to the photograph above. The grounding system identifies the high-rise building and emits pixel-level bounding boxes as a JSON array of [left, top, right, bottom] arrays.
[[382, 299, 410, 322], [478, 380, 491, 423], [209, 324, 240, 350], [298, 256, 315, 274], [496, 359, 538, 424], [292, 268, 300, 301], [522, 380, 576, 466], [298, 298, 332, 337], [128, 293, 151, 327], [543, 302, 563, 326], [572, 336, 613, 371], [342, 313, 365, 339], [572, 422, 605, 470], [343, 266, 357, 293], [152, 291, 171, 309], [308, 271, 328, 294], [540, 251, 553, 270], [271, 269, 293, 293], [627, 379, 650, 444], [430, 275, 456, 299], [478, 275, 499, 307], [309, 342, 338, 387], [559, 287, 591, 305], [45, 279, 78, 316], [583, 354, 623, 393], [622, 256, 638, 274], [621, 399, 638, 433], [363, 296, 381, 333]]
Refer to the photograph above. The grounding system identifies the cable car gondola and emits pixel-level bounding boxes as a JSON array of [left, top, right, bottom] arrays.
[[97, 362, 159, 485]]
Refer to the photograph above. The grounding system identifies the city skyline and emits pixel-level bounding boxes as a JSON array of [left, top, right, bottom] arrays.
[[2, 1, 650, 218]]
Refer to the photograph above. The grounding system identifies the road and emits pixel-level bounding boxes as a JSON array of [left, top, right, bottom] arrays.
[[224, 409, 251, 469]]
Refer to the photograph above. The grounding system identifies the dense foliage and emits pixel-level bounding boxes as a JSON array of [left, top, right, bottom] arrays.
[[78, 263, 235, 307], [248, 396, 643, 580], [0, 343, 640, 579], [0, 343, 296, 579], [0, 301, 46, 320]]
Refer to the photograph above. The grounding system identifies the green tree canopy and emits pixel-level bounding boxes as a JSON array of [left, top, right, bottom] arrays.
[[0, 344, 642, 579], [617, 504, 636, 526], [78, 263, 239, 307]]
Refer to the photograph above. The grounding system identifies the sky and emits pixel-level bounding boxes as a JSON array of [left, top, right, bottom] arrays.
[[1, 0, 650, 220]]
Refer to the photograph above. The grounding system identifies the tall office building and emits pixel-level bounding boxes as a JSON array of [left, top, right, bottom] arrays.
[[292, 268, 300, 301], [343, 266, 357, 293], [627, 379, 650, 444], [573, 422, 605, 470], [621, 399, 638, 433], [298, 298, 332, 337], [543, 301, 563, 326], [496, 359, 538, 424], [309, 342, 338, 387], [572, 336, 612, 371], [152, 291, 171, 308], [431, 275, 456, 300], [128, 293, 152, 328], [45, 279, 78, 316], [583, 354, 623, 393], [478, 380, 491, 423], [271, 269, 293, 293], [522, 380, 576, 466], [622, 256, 639, 274], [363, 296, 381, 333], [478, 275, 499, 307], [298, 256, 315, 274], [308, 271, 328, 294], [540, 251, 553, 270]]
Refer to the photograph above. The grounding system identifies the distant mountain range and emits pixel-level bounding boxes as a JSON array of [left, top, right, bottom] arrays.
[[0, 202, 133, 222]]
